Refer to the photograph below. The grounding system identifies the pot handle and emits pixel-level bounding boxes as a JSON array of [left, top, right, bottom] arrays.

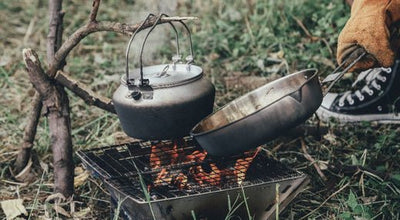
[[138, 14, 195, 86], [173, 20, 195, 68], [125, 14, 181, 87]]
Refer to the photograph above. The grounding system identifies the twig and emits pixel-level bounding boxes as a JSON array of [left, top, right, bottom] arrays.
[[300, 182, 350, 219], [14, 93, 42, 173], [47, 0, 63, 62], [89, 0, 101, 23], [300, 138, 328, 182], [292, 15, 334, 58], [23, 48, 74, 198], [292, 16, 319, 41], [55, 70, 115, 113], [329, 164, 385, 179]]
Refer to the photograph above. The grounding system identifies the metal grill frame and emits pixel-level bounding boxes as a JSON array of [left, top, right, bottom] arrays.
[[77, 137, 305, 204]]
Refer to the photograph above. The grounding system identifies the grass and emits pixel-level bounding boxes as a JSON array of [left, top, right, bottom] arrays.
[[1, 0, 400, 219]]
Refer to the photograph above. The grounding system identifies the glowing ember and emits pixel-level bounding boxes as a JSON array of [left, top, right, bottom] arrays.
[[173, 172, 188, 189], [153, 168, 171, 186], [149, 139, 261, 190], [189, 163, 221, 186], [234, 147, 261, 185]]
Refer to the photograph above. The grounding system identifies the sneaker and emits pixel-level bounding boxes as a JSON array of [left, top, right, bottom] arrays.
[[316, 60, 400, 123]]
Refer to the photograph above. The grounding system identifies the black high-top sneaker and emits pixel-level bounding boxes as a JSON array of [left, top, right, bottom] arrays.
[[316, 59, 400, 123]]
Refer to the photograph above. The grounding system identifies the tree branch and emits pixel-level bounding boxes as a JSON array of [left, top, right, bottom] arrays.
[[55, 70, 115, 113], [14, 0, 66, 174], [23, 48, 74, 197], [14, 93, 42, 173], [47, 0, 63, 62], [89, 0, 101, 23]]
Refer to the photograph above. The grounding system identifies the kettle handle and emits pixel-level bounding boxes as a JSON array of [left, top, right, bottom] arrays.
[[125, 14, 181, 87], [138, 14, 195, 86]]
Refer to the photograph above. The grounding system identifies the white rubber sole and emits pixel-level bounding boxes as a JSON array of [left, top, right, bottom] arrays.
[[316, 107, 400, 124]]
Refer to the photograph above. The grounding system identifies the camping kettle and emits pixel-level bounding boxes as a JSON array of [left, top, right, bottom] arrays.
[[112, 14, 215, 140]]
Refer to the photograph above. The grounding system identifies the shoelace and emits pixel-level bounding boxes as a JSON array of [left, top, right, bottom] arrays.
[[338, 67, 392, 107]]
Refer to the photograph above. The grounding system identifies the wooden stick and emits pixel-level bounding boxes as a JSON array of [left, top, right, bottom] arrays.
[[47, 0, 74, 198], [89, 0, 100, 23], [47, 0, 63, 62], [14, 0, 65, 174], [55, 70, 115, 113], [23, 48, 74, 197], [14, 93, 42, 173], [300, 138, 328, 182]]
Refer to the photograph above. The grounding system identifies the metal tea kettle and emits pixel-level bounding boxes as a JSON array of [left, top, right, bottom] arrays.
[[113, 14, 215, 140]]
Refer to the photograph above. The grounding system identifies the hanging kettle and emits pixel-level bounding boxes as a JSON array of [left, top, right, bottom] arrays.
[[112, 14, 215, 140]]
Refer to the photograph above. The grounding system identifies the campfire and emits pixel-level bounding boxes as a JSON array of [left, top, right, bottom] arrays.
[[148, 139, 261, 191]]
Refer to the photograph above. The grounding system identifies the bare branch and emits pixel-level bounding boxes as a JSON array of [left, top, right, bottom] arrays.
[[14, 93, 42, 173], [89, 0, 101, 23], [55, 70, 115, 113], [23, 48, 74, 197], [300, 138, 328, 182], [47, 0, 63, 62], [47, 16, 198, 78], [15, 0, 66, 176]]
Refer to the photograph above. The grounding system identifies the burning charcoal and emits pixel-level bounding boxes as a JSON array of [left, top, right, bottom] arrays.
[[150, 145, 162, 169], [153, 168, 173, 186], [189, 163, 221, 186], [172, 172, 188, 189], [185, 150, 207, 163]]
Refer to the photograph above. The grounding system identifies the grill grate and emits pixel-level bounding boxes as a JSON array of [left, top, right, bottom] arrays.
[[78, 137, 302, 203]]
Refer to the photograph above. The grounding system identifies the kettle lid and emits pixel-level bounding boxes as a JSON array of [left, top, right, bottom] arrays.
[[123, 63, 203, 88]]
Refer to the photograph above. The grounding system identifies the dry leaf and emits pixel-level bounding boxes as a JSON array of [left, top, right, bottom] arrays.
[[72, 207, 91, 218], [1, 199, 28, 220], [317, 161, 329, 170], [360, 195, 378, 204], [74, 166, 85, 175], [74, 170, 90, 188], [45, 193, 66, 203], [323, 132, 337, 145], [53, 204, 71, 218]]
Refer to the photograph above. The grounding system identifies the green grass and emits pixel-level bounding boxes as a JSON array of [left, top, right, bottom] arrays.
[[1, 0, 399, 219]]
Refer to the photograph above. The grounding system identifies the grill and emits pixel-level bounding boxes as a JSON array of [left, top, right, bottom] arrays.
[[77, 137, 309, 220]]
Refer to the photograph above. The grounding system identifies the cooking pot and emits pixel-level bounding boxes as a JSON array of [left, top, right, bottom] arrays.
[[113, 14, 215, 140], [191, 52, 366, 156]]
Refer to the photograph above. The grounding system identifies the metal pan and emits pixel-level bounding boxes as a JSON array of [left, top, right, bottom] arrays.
[[190, 69, 321, 156], [191, 52, 366, 156]]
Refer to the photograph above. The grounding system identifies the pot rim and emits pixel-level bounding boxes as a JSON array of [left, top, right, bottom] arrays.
[[190, 68, 319, 137]]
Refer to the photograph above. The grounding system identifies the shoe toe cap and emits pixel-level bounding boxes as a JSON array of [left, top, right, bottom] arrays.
[[320, 93, 339, 109]]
